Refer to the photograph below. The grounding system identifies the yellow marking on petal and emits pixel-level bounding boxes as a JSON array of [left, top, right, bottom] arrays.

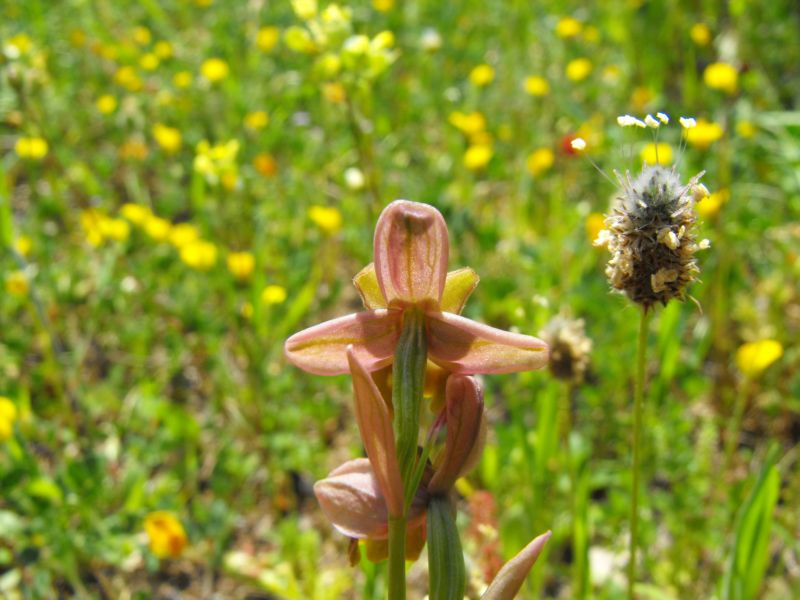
[[440, 268, 479, 314], [353, 263, 386, 309]]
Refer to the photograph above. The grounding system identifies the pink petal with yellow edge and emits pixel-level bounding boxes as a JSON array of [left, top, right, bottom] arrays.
[[427, 312, 549, 374], [353, 263, 387, 310], [429, 375, 484, 494], [440, 267, 480, 314], [373, 200, 448, 309], [481, 531, 552, 600], [348, 347, 404, 518], [284, 309, 401, 375], [314, 459, 390, 539]]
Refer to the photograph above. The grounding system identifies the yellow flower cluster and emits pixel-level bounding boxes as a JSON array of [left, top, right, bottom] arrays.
[[640, 142, 673, 165], [448, 111, 493, 171], [257, 26, 280, 52], [685, 119, 723, 149], [152, 123, 182, 153], [194, 140, 240, 189], [736, 340, 783, 379], [201, 57, 229, 83], [308, 205, 342, 234], [144, 511, 187, 559], [566, 58, 592, 82], [227, 252, 256, 281], [0, 397, 17, 441], [524, 75, 550, 97], [469, 64, 494, 87], [5, 271, 29, 297], [284, 3, 397, 83], [80, 209, 131, 246], [526, 147, 554, 176], [15, 136, 49, 160], [704, 62, 737, 95]]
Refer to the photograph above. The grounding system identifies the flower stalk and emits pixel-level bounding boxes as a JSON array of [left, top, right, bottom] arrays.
[[628, 307, 650, 600]]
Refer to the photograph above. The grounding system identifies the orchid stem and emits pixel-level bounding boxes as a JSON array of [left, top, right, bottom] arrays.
[[389, 309, 427, 600], [628, 308, 650, 600], [388, 517, 407, 600]]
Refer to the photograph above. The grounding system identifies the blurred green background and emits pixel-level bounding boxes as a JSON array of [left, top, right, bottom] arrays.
[[1, 0, 798, 598]]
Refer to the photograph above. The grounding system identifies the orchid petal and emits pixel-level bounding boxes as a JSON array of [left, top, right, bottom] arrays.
[[429, 375, 485, 494], [427, 312, 549, 374], [481, 531, 552, 600], [440, 267, 480, 314], [314, 459, 389, 539], [284, 309, 401, 375], [373, 200, 448, 309], [364, 518, 427, 563], [353, 263, 387, 310], [348, 347, 404, 517]]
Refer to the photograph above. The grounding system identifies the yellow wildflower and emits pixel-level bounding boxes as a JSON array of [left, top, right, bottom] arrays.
[[15, 137, 48, 160], [736, 340, 783, 379], [322, 82, 346, 104], [469, 64, 495, 87], [696, 189, 729, 219], [132, 26, 152, 46], [254, 153, 277, 177], [154, 41, 173, 59], [0, 397, 18, 442], [373, 0, 394, 11], [704, 62, 737, 94], [114, 66, 142, 92], [448, 111, 486, 137], [227, 251, 256, 281], [291, 0, 317, 20], [14, 235, 32, 257], [685, 119, 723, 149], [152, 123, 182, 153], [5, 271, 28, 297], [121, 203, 152, 225], [96, 95, 117, 114], [81, 209, 105, 247], [119, 139, 149, 161], [464, 144, 493, 171], [144, 512, 187, 559], [736, 121, 756, 139], [244, 111, 269, 130], [139, 53, 159, 71], [555, 16, 582, 38], [690, 23, 711, 46], [240, 302, 254, 319], [262, 285, 288, 305], [526, 148, 555, 176], [99, 218, 130, 242], [173, 71, 193, 88], [585, 212, 606, 245], [257, 26, 280, 52], [201, 58, 229, 83], [284, 26, 315, 53], [566, 58, 592, 82], [640, 142, 672, 165], [524, 76, 550, 97], [5, 33, 33, 58], [308, 205, 342, 234], [194, 140, 239, 186], [144, 216, 172, 242], [168, 223, 200, 248], [180, 240, 218, 270]]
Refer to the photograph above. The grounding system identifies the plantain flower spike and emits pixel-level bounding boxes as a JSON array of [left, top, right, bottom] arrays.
[[285, 200, 549, 375], [539, 315, 592, 384], [594, 117, 710, 309]]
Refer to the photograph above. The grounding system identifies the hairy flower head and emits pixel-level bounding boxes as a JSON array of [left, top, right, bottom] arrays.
[[539, 315, 592, 383], [596, 165, 709, 309]]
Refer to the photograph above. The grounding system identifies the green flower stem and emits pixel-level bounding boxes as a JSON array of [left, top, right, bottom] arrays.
[[388, 309, 428, 600], [388, 516, 408, 600], [628, 308, 650, 600], [427, 496, 466, 600]]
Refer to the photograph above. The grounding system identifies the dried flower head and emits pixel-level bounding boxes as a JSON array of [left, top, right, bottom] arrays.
[[539, 315, 592, 383], [596, 164, 709, 309]]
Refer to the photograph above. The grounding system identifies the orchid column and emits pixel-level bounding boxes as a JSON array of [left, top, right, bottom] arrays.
[[286, 200, 551, 598]]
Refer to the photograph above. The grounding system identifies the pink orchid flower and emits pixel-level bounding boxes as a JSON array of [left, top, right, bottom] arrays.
[[285, 200, 549, 376], [314, 351, 487, 560]]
